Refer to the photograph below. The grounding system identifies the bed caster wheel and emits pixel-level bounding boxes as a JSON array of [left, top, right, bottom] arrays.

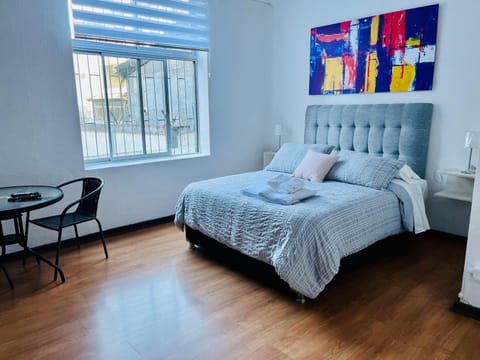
[[189, 242, 196, 250], [296, 294, 306, 304]]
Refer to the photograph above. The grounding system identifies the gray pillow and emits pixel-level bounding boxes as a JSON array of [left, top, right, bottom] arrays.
[[265, 143, 334, 173], [326, 150, 405, 190]]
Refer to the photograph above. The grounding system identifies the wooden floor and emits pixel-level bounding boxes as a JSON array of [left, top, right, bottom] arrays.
[[0, 223, 478, 359]]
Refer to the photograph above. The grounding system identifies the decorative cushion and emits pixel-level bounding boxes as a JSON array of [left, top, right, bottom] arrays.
[[326, 150, 405, 190], [293, 150, 339, 182], [265, 143, 334, 173]]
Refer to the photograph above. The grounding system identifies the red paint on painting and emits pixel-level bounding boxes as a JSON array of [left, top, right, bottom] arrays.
[[391, 10, 406, 50], [315, 33, 345, 42], [382, 10, 406, 54], [382, 13, 392, 51], [340, 21, 351, 34], [343, 56, 356, 89]]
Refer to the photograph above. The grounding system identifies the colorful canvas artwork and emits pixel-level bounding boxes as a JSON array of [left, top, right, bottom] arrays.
[[309, 4, 439, 95]]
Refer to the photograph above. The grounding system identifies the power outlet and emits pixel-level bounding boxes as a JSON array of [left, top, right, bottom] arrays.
[[471, 267, 480, 282]]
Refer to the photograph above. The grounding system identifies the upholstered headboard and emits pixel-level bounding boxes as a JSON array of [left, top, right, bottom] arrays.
[[304, 103, 433, 178]]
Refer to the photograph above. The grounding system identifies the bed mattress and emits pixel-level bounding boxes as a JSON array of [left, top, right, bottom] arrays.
[[175, 170, 409, 298]]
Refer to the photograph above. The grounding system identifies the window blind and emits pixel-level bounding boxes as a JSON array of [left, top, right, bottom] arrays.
[[70, 0, 208, 51]]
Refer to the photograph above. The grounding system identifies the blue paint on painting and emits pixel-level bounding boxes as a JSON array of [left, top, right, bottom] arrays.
[[309, 33, 324, 95], [354, 17, 371, 92], [405, 4, 439, 45], [375, 15, 391, 92], [414, 62, 435, 90], [309, 60, 325, 95], [318, 23, 343, 36], [321, 40, 346, 57], [376, 46, 391, 92]]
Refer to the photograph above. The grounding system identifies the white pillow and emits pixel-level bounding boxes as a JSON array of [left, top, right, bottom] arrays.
[[396, 164, 421, 183], [293, 150, 339, 182]]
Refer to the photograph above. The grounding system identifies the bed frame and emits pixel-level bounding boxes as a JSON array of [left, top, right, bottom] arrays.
[[186, 103, 433, 301]]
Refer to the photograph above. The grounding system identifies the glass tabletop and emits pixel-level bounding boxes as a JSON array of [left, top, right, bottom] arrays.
[[0, 185, 64, 217]]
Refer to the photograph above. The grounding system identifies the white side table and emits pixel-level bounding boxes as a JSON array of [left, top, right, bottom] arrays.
[[434, 169, 475, 202], [263, 151, 276, 168]]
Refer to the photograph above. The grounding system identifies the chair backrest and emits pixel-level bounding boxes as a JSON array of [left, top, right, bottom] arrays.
[[75, 177, 103, 217]]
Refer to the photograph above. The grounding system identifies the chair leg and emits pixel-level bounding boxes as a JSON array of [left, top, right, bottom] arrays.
[[54, 229, 63, 281], [23, 213, 40, 265], [12, 215, 27, 267], [95, 219, 108, 259], [74, 224, 80, 249], [1, 263, 14, 289], [1, 243, 13, 289]]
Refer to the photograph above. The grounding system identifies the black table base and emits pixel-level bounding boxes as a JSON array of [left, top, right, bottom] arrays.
[[2, 215, 65, 284], [0, 185, 65, 287]]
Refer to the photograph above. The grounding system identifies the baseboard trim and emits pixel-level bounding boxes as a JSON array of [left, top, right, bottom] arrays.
[[451, 300, 480, 321], [426, 229, 467, 242], [3, 215, 174, 262]]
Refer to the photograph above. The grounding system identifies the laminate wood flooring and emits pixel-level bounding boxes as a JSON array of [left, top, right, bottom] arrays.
[[0, 223, 477, 359]]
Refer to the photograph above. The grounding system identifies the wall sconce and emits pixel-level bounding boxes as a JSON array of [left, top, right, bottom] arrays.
[[464, 131, 480, 173], [274, 124, 282, 151]]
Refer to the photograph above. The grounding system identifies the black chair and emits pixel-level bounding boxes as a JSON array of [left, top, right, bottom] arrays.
[[28, 177, 108, 281], [0, 216, 17, 289]]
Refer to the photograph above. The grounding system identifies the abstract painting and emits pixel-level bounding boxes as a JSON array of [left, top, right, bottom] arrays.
[[309, 4, 439, 95]]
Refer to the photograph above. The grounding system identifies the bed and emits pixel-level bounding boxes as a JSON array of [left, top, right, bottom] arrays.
[[175, 103, 433, 299]]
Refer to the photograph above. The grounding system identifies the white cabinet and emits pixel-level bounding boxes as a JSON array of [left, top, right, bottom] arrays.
[[434, 169, 475, 202]]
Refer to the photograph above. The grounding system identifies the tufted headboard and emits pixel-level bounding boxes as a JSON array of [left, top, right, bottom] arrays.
[[304, 103, 433, 178]]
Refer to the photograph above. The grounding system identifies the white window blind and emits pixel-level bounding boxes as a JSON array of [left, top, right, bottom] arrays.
[[70, 0, 209, 51]]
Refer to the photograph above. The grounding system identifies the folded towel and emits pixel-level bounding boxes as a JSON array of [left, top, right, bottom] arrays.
[[267, 174, 305, 194], [258, 187, 316, 205], [242, 183, 271, 198], [242, 183, 316, 205]]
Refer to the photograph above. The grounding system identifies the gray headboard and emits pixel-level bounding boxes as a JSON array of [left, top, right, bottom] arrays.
[[304, 103, 433, 178]]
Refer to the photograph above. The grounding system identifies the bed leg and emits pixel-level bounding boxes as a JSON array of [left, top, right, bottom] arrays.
[[296, 293, 306, 304]]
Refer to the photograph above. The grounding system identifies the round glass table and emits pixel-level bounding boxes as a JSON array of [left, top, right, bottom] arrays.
[[0, 185, 65, 284]]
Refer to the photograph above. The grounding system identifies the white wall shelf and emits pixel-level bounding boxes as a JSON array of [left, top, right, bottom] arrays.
[[434, 169, 475, 202]]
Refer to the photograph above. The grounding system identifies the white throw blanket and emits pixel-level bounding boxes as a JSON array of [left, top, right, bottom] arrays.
[[242, 175, 316, 205], [391, 178, 430, 233]]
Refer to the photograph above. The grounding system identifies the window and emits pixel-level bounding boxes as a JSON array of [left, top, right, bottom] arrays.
[[69, 0, 209, 164], [73, 52, 198, 160]]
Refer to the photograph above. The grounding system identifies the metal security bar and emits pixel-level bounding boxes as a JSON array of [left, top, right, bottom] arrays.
[[73, 51, 198, 161]]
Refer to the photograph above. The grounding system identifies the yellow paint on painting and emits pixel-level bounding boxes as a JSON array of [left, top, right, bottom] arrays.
[[370, 16, 379, 45], [323, 57, 343, 92], [406, 37, 421, 47], [390, 64, 416, 92], [364, 52, 378, 93]]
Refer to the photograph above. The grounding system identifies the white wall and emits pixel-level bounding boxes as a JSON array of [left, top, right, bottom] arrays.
[[460, 157, 480, 308], [270, 0, 480, 236], [1, 0, 477, 248], [0, 0, 273, 248]]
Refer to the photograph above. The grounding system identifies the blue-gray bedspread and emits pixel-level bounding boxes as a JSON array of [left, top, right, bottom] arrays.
[[175, 170, 408, 299]]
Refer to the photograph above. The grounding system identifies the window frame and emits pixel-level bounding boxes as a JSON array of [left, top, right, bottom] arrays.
[[72, 39, 202, 165]]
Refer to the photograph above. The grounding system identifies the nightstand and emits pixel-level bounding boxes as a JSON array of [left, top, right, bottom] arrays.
[[434, 169, 475, 202], [263, 151, 276, 167]]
